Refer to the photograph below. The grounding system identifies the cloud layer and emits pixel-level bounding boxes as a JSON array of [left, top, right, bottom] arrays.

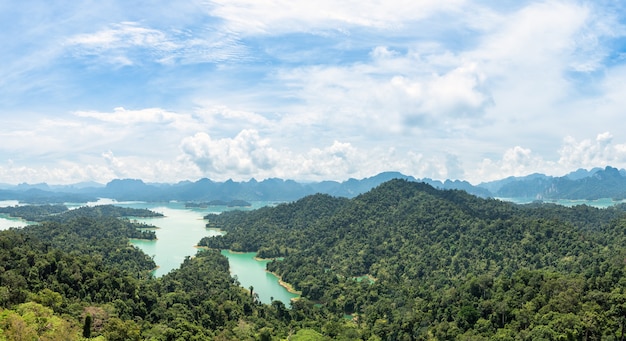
[[1, 1, 626, 184]]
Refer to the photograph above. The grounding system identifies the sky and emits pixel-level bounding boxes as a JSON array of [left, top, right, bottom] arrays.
[[1, 0, 626, 185]]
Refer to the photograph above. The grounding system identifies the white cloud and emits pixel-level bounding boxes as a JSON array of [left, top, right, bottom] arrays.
[[179, 130, 280, 176], [296, 141, 362, 177], [475, 2, 589, 66], [471, 132, 626, 183], [65, 21, 246, 66], [2, 1, 626, 186], [0, 159, 115, 185], [178, 129, 475, 182], [474, 146, 550, 182], [102, 151, 128, 178], [208, 0, 466, 34], [418, 62, 490, 118], [192, 105, 273, 136], [370, 46, 398, 59], [558, 132, 626, 169], [67, 22, 175, 50], [276, 49, 491, 136], [74, 107, 197, 129]]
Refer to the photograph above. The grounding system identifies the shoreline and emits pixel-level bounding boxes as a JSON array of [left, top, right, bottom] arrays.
[[129, 237, 158, 242], [218, 249, 302, 296], [266, 270, 301, 295]]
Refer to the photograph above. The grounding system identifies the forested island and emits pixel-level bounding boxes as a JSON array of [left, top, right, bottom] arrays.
[[0, 204, 163, 222], [3, 179, 626, 339], [185, 200, 251, 208]]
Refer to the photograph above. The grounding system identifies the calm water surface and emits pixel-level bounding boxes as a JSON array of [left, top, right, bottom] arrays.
[[0, 216, 30, 230], [98, 200, 296, 304], [222, 250, 299, 304], [0, 200, 31, 230]]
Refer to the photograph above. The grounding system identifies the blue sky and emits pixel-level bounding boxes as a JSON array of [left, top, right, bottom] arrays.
[[1, 0, 626, 184]]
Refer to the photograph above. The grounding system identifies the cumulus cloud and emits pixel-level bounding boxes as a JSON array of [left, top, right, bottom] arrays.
[[178, 129, 475, 182], [277, 48, 492, 136], [473, 146, 549, 183], [471, 132, 626, 183], [179, 130, 371, 181], [179, 130, 280, 176], [296, 141, 362, 177], [3, 1, 626, 185], [412, 62, 490, 119], [558, 132, 626, 169], [102, 151, 128, 178]]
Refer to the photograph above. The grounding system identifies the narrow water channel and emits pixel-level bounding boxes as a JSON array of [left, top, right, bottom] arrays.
[[221, 250, 298, 304], [119, 201, 298, 304]]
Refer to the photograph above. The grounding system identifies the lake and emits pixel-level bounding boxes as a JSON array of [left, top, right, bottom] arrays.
[[221, 250, 299, 304], [0, 216, 30, 230], [0, 200, 31, 230], [100, 200, 298, 304]]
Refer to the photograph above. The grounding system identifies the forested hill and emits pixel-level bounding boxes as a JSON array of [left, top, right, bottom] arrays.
[[201, 179, 626, 339]]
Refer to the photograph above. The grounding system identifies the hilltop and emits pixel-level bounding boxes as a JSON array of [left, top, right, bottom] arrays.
[[200, 179, 626, 339]]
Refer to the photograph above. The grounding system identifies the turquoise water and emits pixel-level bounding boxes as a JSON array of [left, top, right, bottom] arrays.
[[108, 200, 296, 304], [0, 215, 30, 230], [0, 200, 32, 230], [221, 250, 299, 304], [124, 202, 224, 277]]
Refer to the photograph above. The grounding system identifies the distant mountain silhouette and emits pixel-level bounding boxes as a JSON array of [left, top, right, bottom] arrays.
[[478, 166, 626, 200], [0, 172, 490, 203], [5, 167, 626, 203]]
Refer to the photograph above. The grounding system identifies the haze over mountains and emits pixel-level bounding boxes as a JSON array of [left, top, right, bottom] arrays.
[[2, 166, 626, 204]]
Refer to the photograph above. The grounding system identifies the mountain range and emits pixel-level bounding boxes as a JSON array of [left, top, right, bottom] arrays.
[[2, 166, 626, 203]]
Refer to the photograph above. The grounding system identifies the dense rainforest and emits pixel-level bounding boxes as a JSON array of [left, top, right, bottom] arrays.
[[200, 179, 626, 340], [3, 180, 626, 339], [0, 205, 313, 340]]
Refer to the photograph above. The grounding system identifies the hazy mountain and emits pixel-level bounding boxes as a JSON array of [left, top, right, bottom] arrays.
[[564, 167, 603, 180], [7, 166, 626, 203], [0, 188, 97, 204], [0, 172, 491, 203], [479, 166, 626, 200], [477, 173, 553, 195], [313, 171, 416, 197], [424, 178, 492, 197]]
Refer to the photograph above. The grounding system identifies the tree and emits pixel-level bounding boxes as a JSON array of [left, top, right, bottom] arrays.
[[83, 314, 92, 338]]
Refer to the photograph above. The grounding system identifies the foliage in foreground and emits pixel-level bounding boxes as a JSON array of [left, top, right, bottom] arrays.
[[3, 180, 626, 339]]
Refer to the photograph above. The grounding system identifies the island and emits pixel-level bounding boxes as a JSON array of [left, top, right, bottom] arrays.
[[185, 199, 251, 208]]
